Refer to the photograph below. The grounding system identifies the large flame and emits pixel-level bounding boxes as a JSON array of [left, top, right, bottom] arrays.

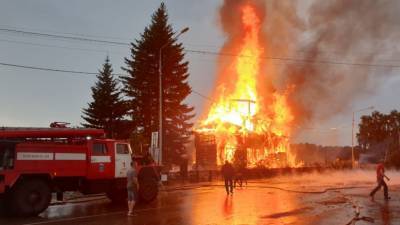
[[198, 4, 295, 167]]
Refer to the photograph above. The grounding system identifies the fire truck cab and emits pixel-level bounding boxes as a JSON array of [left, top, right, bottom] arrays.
[[0, 127, 159, 216]]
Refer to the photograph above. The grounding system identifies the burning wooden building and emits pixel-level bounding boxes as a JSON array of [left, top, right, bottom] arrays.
[[195, 122, 290, 168], [195, 3, 295, 168]]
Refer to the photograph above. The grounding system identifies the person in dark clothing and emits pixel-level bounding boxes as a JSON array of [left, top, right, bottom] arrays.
[[142, 150, 154, 165], [221, 160, 235, 194], [370, 160, 390, 200], [234, 167, 247, 188]]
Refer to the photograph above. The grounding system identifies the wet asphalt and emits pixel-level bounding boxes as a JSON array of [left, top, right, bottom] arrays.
[[1, 171, 399, 225]]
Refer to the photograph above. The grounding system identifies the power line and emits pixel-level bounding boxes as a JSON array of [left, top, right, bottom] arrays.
[[186, 50, 400, 69], [0, 28, 129, 46], [191, 89, 213, 102], [0, 24, 133, 42], [2, 27, 400, 69], [0, 61, 213, 101], [0, 38, 125, 54], [0, 62, 99, 75], [2, 35, 398, 68], [4, 25, 399, 61]]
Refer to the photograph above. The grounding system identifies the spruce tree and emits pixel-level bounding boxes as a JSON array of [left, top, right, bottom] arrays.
[[121, 3, 194, 164], [82, 56, 126, 138]]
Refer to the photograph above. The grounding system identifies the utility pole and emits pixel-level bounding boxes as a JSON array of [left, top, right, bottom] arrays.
[[351, 112, 355, 168], [158, 27, 189, 165]]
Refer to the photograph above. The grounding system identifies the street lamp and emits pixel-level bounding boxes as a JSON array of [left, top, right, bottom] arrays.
[[351, 106, 374, 168], [158, 27, 189, 165]]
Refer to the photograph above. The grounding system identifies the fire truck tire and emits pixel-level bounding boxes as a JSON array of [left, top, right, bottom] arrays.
[[139, 178, 158, 203], [0, 196, 5, 215], [11, 179, 51, 216]]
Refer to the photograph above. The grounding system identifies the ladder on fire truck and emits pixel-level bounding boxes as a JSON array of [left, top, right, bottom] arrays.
[[0, 126, 105, 139]]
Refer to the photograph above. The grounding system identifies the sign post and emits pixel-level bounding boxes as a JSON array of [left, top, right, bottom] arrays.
[[151, 132, 160, 164]]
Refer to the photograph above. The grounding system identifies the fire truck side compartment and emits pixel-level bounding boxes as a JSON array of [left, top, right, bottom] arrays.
[[15, 142, 87, 177], [11, 139, 122, 192]]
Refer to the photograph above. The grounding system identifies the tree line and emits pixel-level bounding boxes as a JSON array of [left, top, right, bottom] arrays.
[[81, 3, 194, 165], [357, 110, 400, 167]]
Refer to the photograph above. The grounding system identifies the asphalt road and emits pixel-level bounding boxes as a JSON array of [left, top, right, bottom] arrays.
[[1, 169, 399, 225]]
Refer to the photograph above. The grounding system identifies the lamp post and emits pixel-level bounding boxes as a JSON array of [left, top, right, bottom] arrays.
[[351, 106, 374, 168], [158, 27, 189, 165]]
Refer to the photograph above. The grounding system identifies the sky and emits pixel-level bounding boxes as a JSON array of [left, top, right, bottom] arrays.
[[0, 0, 399, 146]]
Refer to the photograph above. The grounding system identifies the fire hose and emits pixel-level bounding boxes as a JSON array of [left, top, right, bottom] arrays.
[[163, 183, 371, 194]]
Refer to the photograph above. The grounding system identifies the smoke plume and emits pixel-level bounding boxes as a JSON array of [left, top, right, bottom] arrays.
[[216, 0, 400, 125]]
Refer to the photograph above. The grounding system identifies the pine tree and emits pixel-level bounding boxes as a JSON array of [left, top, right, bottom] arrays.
[[82, 56, 126, 138], [121, 3, 194, 164]]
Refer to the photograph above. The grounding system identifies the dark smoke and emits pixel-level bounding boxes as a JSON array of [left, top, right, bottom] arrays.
[[265, 0, 400, 122]]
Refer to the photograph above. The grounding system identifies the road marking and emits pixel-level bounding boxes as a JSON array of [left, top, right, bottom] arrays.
[[22, 207, 167, 225]]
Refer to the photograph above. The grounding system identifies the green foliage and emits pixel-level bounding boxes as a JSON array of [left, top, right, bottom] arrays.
[[387, 150, 400, 169], [357, 110, 400, 165], [82, 57, 127, 138], [121, 3, 194, 164]]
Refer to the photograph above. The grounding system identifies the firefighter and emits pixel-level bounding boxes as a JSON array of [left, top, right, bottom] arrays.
[[221, 160, 235, 195], [127, 160, 139, 216], [370, 159, 390, 200], [234, 166, 247, 188]]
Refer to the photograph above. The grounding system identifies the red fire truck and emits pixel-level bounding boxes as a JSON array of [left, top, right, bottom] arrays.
[[0, 126, 160, 216]]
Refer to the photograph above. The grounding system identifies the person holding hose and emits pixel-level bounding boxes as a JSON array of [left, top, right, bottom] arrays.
[[370, 159, 390, 200]]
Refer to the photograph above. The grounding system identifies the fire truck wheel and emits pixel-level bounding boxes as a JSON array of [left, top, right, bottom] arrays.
[[11, 179, 51, 216], [0, 196, 5, 215], [139, 179, 158, 203]]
